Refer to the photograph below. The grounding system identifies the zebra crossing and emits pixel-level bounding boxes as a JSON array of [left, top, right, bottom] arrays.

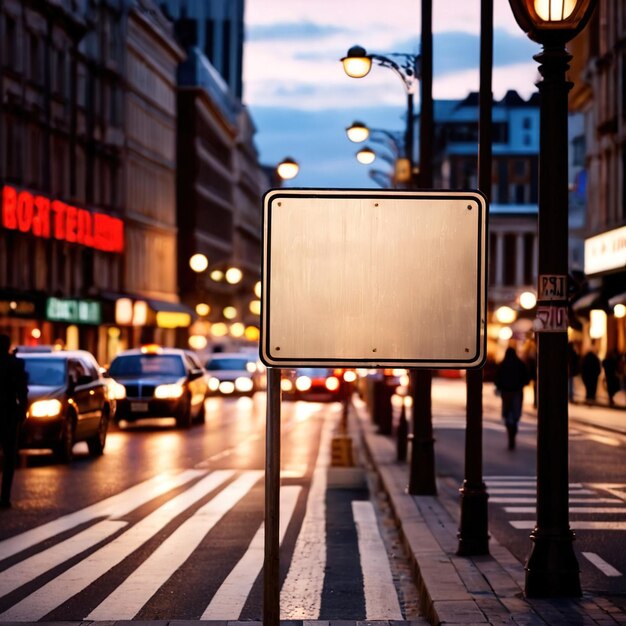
[[0, 469, 403, 622], [486, 475, 626, 531]]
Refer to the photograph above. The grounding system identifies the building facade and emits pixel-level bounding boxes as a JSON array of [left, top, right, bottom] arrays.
[[569, 1, 626, 358]]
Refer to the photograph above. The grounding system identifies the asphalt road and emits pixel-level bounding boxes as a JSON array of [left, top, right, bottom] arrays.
[[0, 395, 419, 622]]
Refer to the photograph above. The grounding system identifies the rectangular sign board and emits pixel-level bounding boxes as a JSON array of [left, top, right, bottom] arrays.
[[261, 189, 487, 369]]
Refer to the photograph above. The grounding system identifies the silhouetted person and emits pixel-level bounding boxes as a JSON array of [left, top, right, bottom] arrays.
[[495, 347, 530, 450], [567, 342, 580, 402], [602, 349, 620, 406], [0, 334, 29, 508], [581, 344, 601, 404]]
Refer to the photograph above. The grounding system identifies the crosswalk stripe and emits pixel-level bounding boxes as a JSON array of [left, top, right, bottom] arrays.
[[504, 506, 626, 514], [510, 520, 626, 530], [0, 520, 128, 599], [488, 488, 594, 495], [582, 552, 623, 577], [280, 414, 335, 619], [0, 469, 205, 562], [87, 470, 263, 620], [490, 497, 621, 504], [352, 501, 403, 620], [0, 470, 234, 621], [486, 481, 583, 488], [201, 485, 302, 619]]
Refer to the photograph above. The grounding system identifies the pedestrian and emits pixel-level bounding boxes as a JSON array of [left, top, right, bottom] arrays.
[[581, 343, 602, 404], [524, 341, 537, 408], [567, 342, 580, 402], [602, 349, 620, 406], [0, 334, 29, 508], [495, 347, 530, 450]]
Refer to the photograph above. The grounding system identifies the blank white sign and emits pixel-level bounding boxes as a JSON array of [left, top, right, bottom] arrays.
[[261, 189, 487, 368]]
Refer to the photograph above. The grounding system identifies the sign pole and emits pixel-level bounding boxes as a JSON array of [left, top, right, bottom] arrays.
[[263, 367, 281, 626]]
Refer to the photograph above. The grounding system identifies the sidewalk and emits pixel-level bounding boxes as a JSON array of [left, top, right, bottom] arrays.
[[354, 396, 626, 626]]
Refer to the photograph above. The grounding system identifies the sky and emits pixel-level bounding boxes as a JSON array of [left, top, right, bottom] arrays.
[[242, 0, 542, 189]]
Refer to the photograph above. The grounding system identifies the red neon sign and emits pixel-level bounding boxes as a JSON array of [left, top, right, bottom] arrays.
[[1, 185, 124, 253]]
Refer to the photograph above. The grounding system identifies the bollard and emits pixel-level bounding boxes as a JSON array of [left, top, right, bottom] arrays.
[[397, 402, 408, 461], [373, 379, 393, 435]]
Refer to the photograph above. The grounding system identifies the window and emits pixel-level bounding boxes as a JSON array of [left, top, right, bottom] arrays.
[[504, 234, 516, 286], [204, 18, 215, 62], [522, 117, 532, 130], [572, 135, 586, 167], [3, 15, 17, 68], [28, 33, 40, 82], [221, 20, 231, 83]]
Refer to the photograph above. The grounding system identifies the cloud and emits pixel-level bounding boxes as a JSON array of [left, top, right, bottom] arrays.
[[246, 21, 351, 42]]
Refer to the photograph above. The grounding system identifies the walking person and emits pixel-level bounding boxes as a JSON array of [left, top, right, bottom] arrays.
[[602, 349, 620, 406], [581, 343, 602, 404], [495, 347, 530, 450], [0, 334, 29, 508], [567, 342, 580, 402]]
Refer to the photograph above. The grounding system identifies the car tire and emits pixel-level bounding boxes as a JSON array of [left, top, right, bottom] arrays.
[[87, 406, 109, 456], [176, 396, 192, 429], [55, 412, 75, 463], [194, 400, 206, 424]]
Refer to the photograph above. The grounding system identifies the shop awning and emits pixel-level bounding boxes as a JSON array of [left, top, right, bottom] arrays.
[[146, 299, 194, 328], [608, 292, 626, 308], [571, 289, 605, 313]]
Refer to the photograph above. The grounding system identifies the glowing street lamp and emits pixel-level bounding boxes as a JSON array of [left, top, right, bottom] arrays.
[[356, 147, 376, 165], [508, 0, 595, 598], [346, 121, 370, 143], [189, 253, 209, 273], [276, 157, 299, 181]]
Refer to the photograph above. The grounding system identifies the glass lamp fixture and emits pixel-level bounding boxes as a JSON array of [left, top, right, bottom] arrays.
[[277, 157, 299, 180], [519, 291, 537, 309], [356, 147, 376, 165], [189, 253, 208, 273], [508, 0, 595, 42], [341, 45, 372, 78], [225, 267, 243, 285], [346, 121, 370, 143]]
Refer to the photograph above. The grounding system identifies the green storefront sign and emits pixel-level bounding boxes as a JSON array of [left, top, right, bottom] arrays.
[[46, 297, 101, 325]]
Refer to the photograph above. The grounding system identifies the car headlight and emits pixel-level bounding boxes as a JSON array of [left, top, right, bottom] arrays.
[[295, 376, 311, 391], [235, 377, 254, 392], [343, 370, 357, 383], [29, 399, 63, 418], [109, 381, 126, 400], [208, 377, 220, 391], [325, 376, 340, 391], [154, 383, 185, 399], [219, 381, 235, 394]]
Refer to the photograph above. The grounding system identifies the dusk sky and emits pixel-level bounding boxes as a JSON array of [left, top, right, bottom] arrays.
[[242, 0, 542, 188]]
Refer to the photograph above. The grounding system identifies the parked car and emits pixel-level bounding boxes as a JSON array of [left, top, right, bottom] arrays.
[[17, 350, 114, 462], [281, 367, 345, 402], [108, 345, 208, 428], [204, 352, 261, 396]]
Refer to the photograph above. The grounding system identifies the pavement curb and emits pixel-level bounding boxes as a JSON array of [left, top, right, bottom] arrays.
[[353, 398, 625, 626]]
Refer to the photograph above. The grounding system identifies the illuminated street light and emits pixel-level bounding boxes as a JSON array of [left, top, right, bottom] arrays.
[[495, 305, 517, 324], [356, 147, 376, 165], [508, 0, 595, 598], [519, 291, 537, 309], [195, 303, 210, 317], [254, 281, 262, 299], [276, 157, 299, 181], [189, 253, 209, 273], [225, 267, 243, 285], [340, 45, 373, 78], [614, 304, 626, 319], [346, 121, 370, 143]]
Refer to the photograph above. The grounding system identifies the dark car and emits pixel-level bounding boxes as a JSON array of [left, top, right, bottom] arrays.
[[281, 367, 344, 402], [108, 345, 208, 428], [17, 350, 114, 462]]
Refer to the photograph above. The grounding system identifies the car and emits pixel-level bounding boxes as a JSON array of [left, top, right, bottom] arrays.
[[281, 367, 347, 402], [17, 350, 114, 462], [108, 345, 208, 428], [204, 352, 262, 396]]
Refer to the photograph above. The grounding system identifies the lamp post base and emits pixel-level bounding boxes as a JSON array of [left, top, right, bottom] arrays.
[[525, 527, 581, 597]]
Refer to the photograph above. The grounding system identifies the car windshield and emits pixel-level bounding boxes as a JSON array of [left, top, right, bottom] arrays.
[[22, 358, 67, 386], [206, 357, 251, 371], [109, 355, 185, 378], [297, 368, 330, 377]]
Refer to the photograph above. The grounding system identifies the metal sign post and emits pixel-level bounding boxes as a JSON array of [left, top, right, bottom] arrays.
[[263, 367, 281, 626]]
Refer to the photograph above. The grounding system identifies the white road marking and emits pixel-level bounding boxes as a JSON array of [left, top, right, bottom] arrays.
[[352, 501, 403, 620], [510, 520, 626, 530], [280, 413, 336, 619], [486, 481, 583, 488], [87, 471, 263, 620], [490, 497, 621, 504], [488, 488, 594, 495], [0, 520, 127, 598], [201, 485, 301, 619], [0, 470, 234, 621], [0, 469, 205, 561], [504, 506, 626, 514], [582, 552, 623, 577]]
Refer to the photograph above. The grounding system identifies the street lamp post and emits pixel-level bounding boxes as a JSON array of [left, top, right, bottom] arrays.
[[276, 156, 299, 182], [508, 0, 595, 597], [341, 46, 419, 185]]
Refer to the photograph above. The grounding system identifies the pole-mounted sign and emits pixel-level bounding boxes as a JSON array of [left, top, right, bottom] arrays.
[[261, 188, 488, 369]]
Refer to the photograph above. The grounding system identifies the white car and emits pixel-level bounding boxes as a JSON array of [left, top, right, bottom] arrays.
[[204, 353, 261, 396]]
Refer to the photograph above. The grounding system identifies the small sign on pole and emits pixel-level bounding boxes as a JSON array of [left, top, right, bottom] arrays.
[[261, 189, 487, 369]]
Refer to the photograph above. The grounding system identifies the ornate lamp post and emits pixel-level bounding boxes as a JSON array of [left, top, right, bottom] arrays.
[[341, 46, 419, 184], [508, 0, 595, 597], [276, 157, 299, 181]]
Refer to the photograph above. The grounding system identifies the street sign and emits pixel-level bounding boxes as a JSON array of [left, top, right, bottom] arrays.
[[261, 189, 487, 368]]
